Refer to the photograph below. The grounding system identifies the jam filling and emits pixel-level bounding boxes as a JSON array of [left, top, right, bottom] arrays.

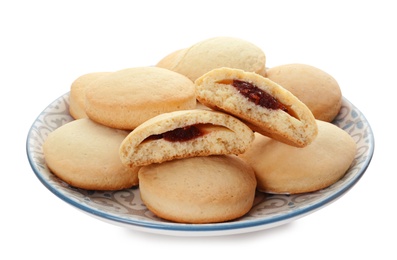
[[218, 79, 296, 118], [233, 79, 289, 111], [145, 124, 206, 142]]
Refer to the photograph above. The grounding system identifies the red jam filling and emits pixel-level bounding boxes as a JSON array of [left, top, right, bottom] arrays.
[[232, 79, 289, 112], [217, 79, 298, 119], [145, 124, 206, 142]]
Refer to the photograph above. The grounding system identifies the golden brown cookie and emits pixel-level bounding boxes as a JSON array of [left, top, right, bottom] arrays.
[[69, 72, 111, 119], [239, 120, 357, 194], [85, 67, 196, 130], [195, 67, 318, 147], [138, 155, 257, 224], [156, 37, 266, 81], [119, 109, 254, 167], [43, 118, 140, 190], [266, 63, 342, 122]]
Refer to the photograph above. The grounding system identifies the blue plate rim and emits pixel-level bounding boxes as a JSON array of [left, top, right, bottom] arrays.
[[26, 93, 375, 234]]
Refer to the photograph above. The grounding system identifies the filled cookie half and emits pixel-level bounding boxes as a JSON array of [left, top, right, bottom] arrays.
[[119, 109, 254, 167], [195, 67, 318, 147]]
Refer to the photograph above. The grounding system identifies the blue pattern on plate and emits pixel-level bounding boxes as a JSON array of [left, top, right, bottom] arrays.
[[26, 93, 375, 236]]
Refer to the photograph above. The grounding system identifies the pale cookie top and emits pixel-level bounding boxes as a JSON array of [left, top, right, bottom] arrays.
[[84, 66, 197, 130], [239, 120, 357, 194], [69, 71, 111, 119], [43, 118, 140, 190], [266, 63, 342, 122], [156, 37, 266, 81], [138, 155, 257, 224]]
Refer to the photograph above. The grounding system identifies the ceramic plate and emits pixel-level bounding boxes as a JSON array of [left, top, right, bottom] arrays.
[[26, 92, 374, 236]]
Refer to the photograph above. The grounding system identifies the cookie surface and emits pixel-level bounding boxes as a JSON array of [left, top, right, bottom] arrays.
[[239, 120, 357, 194], [43, 118, 140, 190], [69, 72, 111, 119], [119, 109, 254, 167], [138, 155, 257, 224], [266, 63, 342, 122], [156, 37, 266, 81], [85, 67, 196, 130], [195, 67, 318, 147]]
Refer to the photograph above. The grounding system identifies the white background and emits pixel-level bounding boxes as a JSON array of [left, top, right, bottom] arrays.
[[1, 0, 394, 259]]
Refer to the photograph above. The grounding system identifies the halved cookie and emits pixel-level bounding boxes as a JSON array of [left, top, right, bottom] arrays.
[[195, 67, 318, 147], [119, 109, 254, 167]]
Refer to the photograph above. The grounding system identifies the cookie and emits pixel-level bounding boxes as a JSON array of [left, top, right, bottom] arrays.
[[266, 63, 342, 122], [43, 118, 140, 190], [156, 36, 266, 81], [195, 67, 318, 147], [239, 120, 357, 194], [69, 72, 111, 119], [119, 109, 254, 167], [156, 48, 186, 71], [85, 66, 196, 130], [138, 155, 257, 224]]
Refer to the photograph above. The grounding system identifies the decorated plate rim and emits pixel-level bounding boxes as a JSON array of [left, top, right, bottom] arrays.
[[26, 92, 374, 235]]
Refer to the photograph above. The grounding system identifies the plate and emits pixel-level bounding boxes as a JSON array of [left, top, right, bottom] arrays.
[[26, 92, 374, 236]]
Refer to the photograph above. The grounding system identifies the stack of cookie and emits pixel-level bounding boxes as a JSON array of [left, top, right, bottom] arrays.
[[43, 36, 356, 224]]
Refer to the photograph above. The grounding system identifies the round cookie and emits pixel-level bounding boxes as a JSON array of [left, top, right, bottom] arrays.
[[85, 67, 196, 130], [156, 36, 267, 81], [156, 48, 186, 70], [43, 118, 140, 190], [69, 72, 111, 119], [138, 155, 257, 224], [239, 120, 356, 194], [266, 63, 342, 122]]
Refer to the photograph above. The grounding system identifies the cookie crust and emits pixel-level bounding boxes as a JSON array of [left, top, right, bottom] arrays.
[[85, 67, 196, 130], [239, 120, 357, 194], [266, 63, 342, 122], [43, 118, 140, 190], [138, 155, 257, 223], [156, 37, 266, 81]]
